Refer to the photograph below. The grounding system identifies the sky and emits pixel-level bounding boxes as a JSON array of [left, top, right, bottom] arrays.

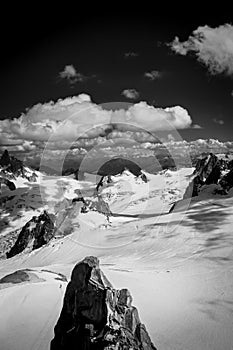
[[0, 7, 233, 167]]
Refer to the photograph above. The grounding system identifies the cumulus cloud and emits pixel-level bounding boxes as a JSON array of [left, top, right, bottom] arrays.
[[0, 94, 196, 162], [121, 89, 140, 100], [111, 103, 192, 133], [59, 65, 86, 84], [124, 52, 138, 58], [213, 118, 224, 125], [0, 94, 111, 150], [144, 70, 162, 80], [169, 24, 233, 76], [59, 65, 96, 84], [192, 124, 202, 129]]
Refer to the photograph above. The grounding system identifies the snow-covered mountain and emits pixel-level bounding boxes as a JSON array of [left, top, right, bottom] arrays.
[[1, 151, 233, 349]]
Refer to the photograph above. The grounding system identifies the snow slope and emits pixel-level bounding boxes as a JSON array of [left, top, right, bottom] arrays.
[[1, 167, 233, 350]]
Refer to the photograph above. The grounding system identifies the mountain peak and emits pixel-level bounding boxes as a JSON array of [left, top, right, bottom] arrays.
[[0, 149, 37, 182], [0, 149, 11, 167]]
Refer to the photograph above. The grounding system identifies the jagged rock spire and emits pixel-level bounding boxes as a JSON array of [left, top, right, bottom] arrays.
[[51, 256, 157, 350]]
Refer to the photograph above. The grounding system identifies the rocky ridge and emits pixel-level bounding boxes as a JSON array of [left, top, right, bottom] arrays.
[[183, 153, 233, 198], [6, 210, 55, 258], [0, 149, 37, 184]]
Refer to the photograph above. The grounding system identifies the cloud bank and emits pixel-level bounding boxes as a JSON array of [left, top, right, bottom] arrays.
[[169, 23, 233, 76], [0, 94, 197, 165]]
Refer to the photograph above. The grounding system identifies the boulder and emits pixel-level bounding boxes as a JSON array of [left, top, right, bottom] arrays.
[[51, 256, 157, 350]]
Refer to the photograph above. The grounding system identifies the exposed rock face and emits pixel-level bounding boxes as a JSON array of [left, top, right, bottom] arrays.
[[193, 153, 220, 182], [0, 149, 11, 167], [0, 270, 30, 284], [6, 211, 55, 258], [0, 177, 16, 191], [182, 153, 233, 200], [89, 195, 112, 221], [228, 159, 233, 170], [220, 168, 233, 191], [0, 149, 37, 182], [183, 175, 204, 199], [51, 256, 156, 350], [184, 153, 226, 198], [205, 164, 222, 185], [0, 149, 24, 176]]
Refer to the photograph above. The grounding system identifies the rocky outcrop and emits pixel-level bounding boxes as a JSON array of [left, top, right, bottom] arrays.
[[219, 168, 233, 191], [0, 177, 16, 191], [0, 270, 30, 284], [183, 153, 228, 198], [6, 211, 55, 258], [181, 153, 233, 201], [89, 195, 112, 221], [228, 159, 233, 170], [193, 153, 220, 182], [0, 149, 37, 182], [51, 256, 156, 350]]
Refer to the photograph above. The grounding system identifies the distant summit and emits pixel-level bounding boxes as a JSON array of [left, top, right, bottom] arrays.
[[0, 149, 24, 174], [0, 149, 37, 182], [96, 157, 148, 192], [183, 152, 233, 198]]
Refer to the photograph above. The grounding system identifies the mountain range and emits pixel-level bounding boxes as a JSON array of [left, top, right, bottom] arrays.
[[0, 149, 233, 349]]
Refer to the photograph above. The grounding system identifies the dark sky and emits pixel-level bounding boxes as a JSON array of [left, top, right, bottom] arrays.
[[0, 6, 232, 141]]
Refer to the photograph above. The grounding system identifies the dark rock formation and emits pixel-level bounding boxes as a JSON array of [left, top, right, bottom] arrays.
[[0, 149, 37, 182], [205, 164, 222, 185], [96, 158, 148, 192], [219, 168, 233, 191], [51, 256, 156, 350], [0, 149, 24, 175], [97, 158, 143, 177], [72, 189, 87, 205], [193, 153, 219, 181], [228, 159, 233, 170], [0, 149, 11, 167], [6, 211, 55, 258], [0, 270, 30, 284], [0, 177, 16, 191], [185, 153, 225, 198], [89, 195, 112, 221], [182, 175, 203, 199]]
